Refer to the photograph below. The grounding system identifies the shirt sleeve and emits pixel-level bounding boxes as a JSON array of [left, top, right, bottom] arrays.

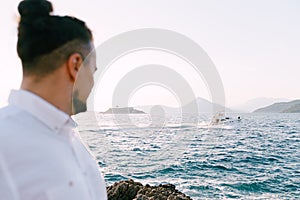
[[0, 153, 20, 200]]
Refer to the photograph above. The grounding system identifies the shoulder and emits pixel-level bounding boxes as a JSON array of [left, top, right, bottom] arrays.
[[0, 105, 24, 132], [0, 105, 21, 119], [0, 105, 40, 146], [0, 104, 28, 127], [0, 106, 27, 148]]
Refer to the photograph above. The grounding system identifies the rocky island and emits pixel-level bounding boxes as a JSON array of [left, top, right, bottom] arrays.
[[107, 179, 192, 200], [102, 107, 146, 114]]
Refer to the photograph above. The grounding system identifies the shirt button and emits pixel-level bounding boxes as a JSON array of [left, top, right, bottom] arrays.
[[69, 181, 74, 187]]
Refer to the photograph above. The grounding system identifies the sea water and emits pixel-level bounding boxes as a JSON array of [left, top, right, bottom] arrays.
[[74, 112, 300, 199]]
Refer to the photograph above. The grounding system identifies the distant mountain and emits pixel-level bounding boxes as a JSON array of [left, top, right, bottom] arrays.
[[135, 105, 178, 114], [182, 97, 232, 113], [253, 100, 300, 113], [283, 104, 300, 113], [136, 97, 232, 115], [234, 97, 290, 112]]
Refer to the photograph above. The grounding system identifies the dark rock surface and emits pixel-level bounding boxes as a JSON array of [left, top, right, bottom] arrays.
[[107, 179, 193, 200]]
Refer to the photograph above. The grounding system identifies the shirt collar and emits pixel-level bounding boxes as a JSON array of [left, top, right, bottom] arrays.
[[8, 89, 76, 132]]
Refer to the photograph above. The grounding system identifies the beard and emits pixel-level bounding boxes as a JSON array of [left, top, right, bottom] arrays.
[[72, 90, 87, 115]]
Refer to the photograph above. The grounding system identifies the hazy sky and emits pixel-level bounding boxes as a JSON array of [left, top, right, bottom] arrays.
[[1, 0, 299, 110]]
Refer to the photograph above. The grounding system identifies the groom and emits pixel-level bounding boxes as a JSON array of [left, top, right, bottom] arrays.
[[0, 0, 107, 199]]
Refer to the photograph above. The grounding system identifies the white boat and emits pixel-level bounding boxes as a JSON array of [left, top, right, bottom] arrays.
[[210, 112, 241, 126]]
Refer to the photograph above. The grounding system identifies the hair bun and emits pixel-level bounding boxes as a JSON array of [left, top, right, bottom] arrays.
[[18, 0, 53, 19]]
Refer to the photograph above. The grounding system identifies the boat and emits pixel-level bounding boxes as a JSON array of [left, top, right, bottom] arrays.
[[210, 112, 241, 126]]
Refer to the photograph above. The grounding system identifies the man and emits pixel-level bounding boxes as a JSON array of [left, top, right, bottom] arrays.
[[0, 0, 107, 199]]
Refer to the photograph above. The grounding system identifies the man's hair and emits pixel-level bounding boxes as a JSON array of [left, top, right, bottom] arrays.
[[17, 0, 93, 76]]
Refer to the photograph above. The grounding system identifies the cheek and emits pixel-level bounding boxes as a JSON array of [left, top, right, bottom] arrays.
[[85, 71, 94, 94], [74, 68, 94, 99], [88, 71, 94, 88]]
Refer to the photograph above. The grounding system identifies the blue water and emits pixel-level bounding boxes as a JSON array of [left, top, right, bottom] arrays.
[[74, 112, 300, 199]]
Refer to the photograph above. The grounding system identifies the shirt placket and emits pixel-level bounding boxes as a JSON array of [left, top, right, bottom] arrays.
[[67, 127, 94, 200]]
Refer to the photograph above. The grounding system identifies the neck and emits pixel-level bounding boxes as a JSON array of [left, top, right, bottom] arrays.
[[21, 72, 73, 115]]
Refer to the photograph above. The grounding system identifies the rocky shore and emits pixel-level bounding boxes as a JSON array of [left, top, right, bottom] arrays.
[[107, 179, 192, 200]]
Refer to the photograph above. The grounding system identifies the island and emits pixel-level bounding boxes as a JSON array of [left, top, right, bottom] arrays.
[[101, 107, 146, 114], [253, 99, 300, 113], [107, 179, 192, 200]]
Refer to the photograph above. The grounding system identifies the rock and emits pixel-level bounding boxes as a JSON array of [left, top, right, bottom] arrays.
[[107, 179, 192, 200]]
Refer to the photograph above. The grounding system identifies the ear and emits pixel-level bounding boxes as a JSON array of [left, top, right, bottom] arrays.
[[66, 53, 83, 82]]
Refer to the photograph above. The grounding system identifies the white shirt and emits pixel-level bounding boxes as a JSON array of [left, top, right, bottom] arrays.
[[0, 90, 107, 200]]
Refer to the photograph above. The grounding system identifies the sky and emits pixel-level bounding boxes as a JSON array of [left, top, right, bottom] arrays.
[[0, 0, 300, 111]]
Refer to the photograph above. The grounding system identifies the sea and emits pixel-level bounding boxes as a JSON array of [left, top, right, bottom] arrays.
[[74, 112, 300, 199]]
